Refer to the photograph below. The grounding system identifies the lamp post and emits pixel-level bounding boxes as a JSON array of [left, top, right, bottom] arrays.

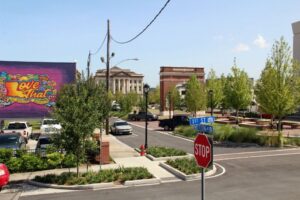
[[101, 52, 115, 135], [208, 90, 213, 116], [114, 58, 139, 66], [143, 83, 150, 149]]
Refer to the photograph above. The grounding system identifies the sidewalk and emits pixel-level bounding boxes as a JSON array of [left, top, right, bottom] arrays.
[[9, 134, 178, 183]]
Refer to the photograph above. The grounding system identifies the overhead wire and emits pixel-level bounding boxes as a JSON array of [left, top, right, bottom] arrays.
[[90, 33, 108, 55], [111, 0, 171, 44]]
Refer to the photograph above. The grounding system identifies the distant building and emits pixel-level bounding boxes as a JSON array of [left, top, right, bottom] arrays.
[[94, 66, 144, 94], [159, 66, 205, 116], [292, 21, 300, 62]]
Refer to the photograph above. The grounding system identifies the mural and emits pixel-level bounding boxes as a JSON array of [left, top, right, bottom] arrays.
[[0, 61, 76, 118]]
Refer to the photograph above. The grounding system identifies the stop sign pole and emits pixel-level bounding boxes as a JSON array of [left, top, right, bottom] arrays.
[[194, 133, 213, 200]]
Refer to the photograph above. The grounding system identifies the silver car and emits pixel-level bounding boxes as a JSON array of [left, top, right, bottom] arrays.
[[110, 120, 133, 135]]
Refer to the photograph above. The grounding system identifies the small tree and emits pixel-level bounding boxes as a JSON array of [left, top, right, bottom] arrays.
[[185, 75, 206, 116], [255, 37, 300, 146], [53, 76, 110, 177], [206, 69, 223, 115], [166, 85, 181, 113], [224, 65, 252, 123], [149, 85, 160, 105], [119, 92, 139, 113]]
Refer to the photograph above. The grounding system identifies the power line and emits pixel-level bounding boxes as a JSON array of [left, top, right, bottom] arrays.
[[111, 0, 171, 44], [91, 33, 108, 55]]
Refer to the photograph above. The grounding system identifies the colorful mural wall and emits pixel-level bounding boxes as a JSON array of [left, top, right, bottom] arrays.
[[0, 61, 76, 118]]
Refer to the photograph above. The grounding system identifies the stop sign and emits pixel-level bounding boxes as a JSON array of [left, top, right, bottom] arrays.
[[194, 134, 213, 168]]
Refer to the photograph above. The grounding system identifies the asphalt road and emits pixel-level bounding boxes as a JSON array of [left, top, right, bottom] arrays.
[[114, 119, 275, 155], [19, 152, 300, 200]]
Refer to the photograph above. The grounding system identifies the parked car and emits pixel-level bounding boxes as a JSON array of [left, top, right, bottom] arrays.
[[128, 111, 158, 121], [159, 114, 190, 131], [35, 135, 53, 156], [0, 133, 26, 150], [0, 163, 9, 191], [3, 121, 32, 143], [110, 120, 133, 135], [111, 103, 121, 111], [40, 118, 62, 135]]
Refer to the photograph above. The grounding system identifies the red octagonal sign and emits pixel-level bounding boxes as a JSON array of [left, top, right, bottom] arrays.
[[194, 134, 213, 168]]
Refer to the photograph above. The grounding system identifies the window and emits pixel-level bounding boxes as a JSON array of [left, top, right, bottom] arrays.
[[134, 80, 137, 84], [139, 80, 142, 83], [134, 86, 137, 91], [139, 86, 142, 91]]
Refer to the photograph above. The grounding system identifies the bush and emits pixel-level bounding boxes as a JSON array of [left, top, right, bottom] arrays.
[[47, 152, 64, 169], [147, 146, 186, 158], [0, 148, 13, 163], [63, 154, 77, 168], [34, 167, 153, 185], [21, 154, 47, 172], [166, 158, 203, 175], [6, 157, 22, 173], [174, 126, 197, 139]]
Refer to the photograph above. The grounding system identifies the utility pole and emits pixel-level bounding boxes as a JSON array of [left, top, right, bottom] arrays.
[[105, 19, 111, 135], [87, 51, 91, 78]]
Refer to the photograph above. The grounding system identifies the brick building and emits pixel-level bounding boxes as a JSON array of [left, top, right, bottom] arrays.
[[293, 21, 300, 62], [159, 66, 205, 116]]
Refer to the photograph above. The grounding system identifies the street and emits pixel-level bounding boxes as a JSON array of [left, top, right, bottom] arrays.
[[15, 120, 300, 200]]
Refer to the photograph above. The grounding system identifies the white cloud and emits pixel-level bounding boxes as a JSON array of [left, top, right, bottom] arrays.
[[234, 43, 250, 52], [253, 34, 268, 48]]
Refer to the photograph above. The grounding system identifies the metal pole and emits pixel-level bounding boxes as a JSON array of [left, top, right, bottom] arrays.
[[105, 19, 110, 135], [202, 167, 205, 200], [145, 92, 148, 149]]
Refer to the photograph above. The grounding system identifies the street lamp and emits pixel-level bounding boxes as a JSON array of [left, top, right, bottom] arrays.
[[144, 83, 150, 149], [101, 52, 115, 135], [208, 90, 213, 116], [114, 58, 139, 66]]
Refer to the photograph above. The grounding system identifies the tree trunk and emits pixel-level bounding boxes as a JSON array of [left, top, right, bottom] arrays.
[[277, 118, 284, 147], [236, 109, 239, 124], [76, 155, 80, 177]]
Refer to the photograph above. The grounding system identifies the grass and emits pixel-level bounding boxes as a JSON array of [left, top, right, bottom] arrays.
[[166, 158, 208, 175], [173, 126, 197, 139], [34, 167, 153, 185], [146, 146, 187, 158]]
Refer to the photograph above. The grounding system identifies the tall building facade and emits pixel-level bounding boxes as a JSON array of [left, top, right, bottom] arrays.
[[95, 66, 144, 94], [159, 66, 205, 116], [292, 21, 300, 62]]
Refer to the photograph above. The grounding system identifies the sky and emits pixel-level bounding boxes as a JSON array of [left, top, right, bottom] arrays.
[[1, 0, 300, 87]]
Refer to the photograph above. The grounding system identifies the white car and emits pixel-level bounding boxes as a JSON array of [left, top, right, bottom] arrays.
[[40, 119, 62, 135], [110, 120, 133, 135]]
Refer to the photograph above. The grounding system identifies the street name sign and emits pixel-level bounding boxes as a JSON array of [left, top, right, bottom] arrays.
[[189, 116, 215, 126], [196, 124, 213, 134], [194, 134, 213, 168]]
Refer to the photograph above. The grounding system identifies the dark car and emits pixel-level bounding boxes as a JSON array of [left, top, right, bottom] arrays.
[[159, 114, 190, 131], [128, 111, 158, 121], [0, 133, 26, 150], [35, 136, 53, 155]]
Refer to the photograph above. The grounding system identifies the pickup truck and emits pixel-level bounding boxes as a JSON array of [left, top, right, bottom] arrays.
[[159, 114, 190, 131], [2, 121, 32, 142], [128, 111, 158, 121], [40, 118, 62, 135]]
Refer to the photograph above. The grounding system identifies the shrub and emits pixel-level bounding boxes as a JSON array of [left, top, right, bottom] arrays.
[[21, 154, 47, 172], [166, 158, 202, 175], [47, 152, 64, 169], [147, 146, 186, 157], [0, 148, 13, 163], [6, 157, 22, 173], [34, 167, 153, 185], [174, 126, 197, 139], [63, 154, 77, 168]]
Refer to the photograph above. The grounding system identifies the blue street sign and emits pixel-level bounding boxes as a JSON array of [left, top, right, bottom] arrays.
[[196, 124, 214, 134], [189, 116, 215, 125]]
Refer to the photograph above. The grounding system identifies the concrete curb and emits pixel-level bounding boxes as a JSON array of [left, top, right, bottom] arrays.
[[27, 180, 115, 190], [124, 178, 161, 186], [146, 154, 194, 161], [159, 162, 217, 181]]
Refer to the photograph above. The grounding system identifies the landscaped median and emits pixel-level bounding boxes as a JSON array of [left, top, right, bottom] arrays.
[[159, 157, 216, 181], [145, 146, 192, 161], [28, 167, 160, 190]]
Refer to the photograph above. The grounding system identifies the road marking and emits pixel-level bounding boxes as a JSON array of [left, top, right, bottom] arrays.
[[214, 147, 300, 157], [215, 152, 300, 161]]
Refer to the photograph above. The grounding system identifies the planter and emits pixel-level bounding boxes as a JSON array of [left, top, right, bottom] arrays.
[[146, 154, 193, 161]]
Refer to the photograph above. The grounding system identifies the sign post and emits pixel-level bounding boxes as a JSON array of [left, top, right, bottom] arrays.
[[194, 134, 213, 200]]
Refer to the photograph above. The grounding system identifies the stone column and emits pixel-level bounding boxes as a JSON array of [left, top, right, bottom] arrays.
[[112, 78, 115, 94]]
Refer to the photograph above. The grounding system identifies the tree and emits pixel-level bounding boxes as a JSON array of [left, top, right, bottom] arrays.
[[224, 64, 252, 123], [255, 37, 300, 146], [166, 85, 181, 114], [206, 69, 223, 115], [149, 85, 160, 105], [119, 92, 139, 113], [53, 76, 110, 176], [185, 75, 206, 116]]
